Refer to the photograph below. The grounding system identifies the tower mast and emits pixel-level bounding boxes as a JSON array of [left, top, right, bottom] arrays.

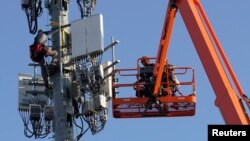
[[49, 0, 73, 140]]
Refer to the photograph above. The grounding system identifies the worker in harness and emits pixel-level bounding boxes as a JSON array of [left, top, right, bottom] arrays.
[[29, 30, 58, 91], [134, 56, 155, 97], [166, 64, 180, 96]]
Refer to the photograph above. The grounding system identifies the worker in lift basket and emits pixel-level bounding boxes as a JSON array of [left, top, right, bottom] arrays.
[[29, 30, 58, 91], [134, 56, 155, 97], [167, 64, 180, 96]]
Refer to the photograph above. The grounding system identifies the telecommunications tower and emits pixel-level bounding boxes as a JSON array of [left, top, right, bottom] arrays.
[[18, 0, 119, 140]]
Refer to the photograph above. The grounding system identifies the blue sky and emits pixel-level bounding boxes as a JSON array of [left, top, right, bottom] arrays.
[[0, 0, 250, 141]]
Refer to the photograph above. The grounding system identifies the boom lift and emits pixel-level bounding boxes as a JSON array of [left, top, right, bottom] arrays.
[[111, 0, 250, 124]]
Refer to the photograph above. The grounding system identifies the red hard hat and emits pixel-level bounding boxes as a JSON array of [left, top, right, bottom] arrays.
[[141, 56, 150, 64]]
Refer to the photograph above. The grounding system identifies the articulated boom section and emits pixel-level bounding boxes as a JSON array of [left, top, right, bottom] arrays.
[[111, 58, 196, 118], [176, 0, 250, 124]]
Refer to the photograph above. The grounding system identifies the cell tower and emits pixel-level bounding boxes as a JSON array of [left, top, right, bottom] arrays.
[[19, 0, 119, 140]]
